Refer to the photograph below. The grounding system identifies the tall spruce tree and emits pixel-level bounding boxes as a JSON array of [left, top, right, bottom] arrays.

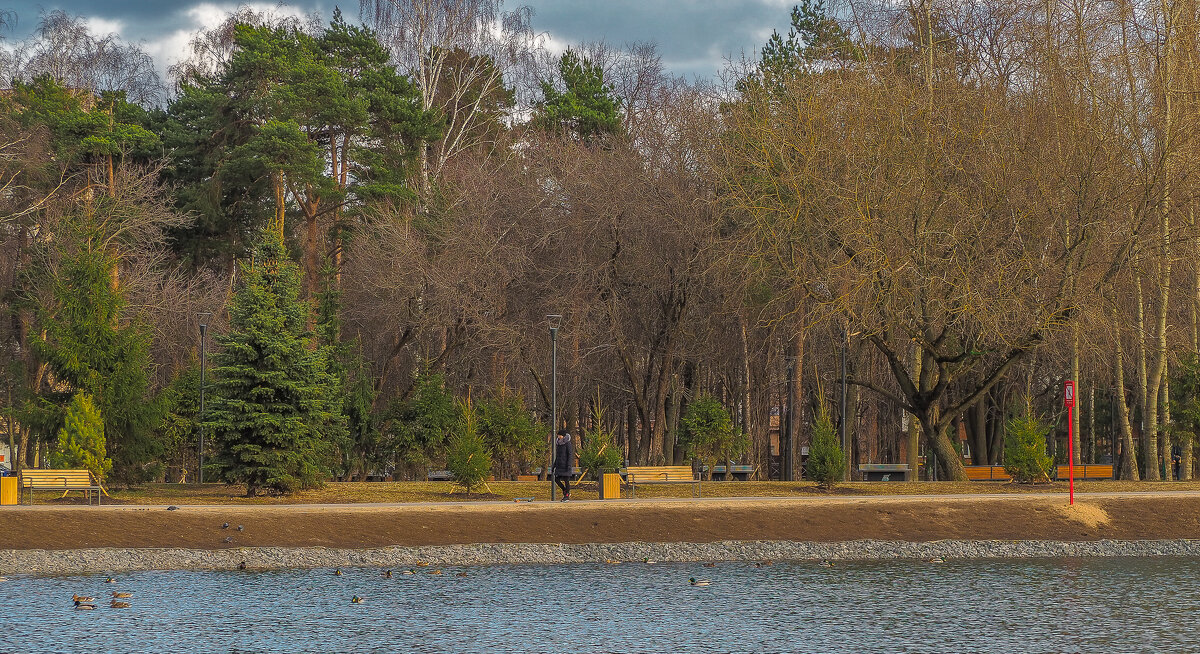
[[30, 246, 161, 481], [207, 230, 346, 495]]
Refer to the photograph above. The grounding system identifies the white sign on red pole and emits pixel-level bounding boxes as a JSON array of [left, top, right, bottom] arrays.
[[1064, 380, 1075, 505]]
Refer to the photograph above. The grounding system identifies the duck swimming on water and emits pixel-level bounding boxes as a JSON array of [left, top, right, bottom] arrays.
[[689, 578, 711, 587], [111, 592, 132, 598], [109, 600, 130, 609], [74, 600, 96, 610]]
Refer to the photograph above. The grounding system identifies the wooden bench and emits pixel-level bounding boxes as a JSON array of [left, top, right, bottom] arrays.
[[20, 469, 104, 505], [624, 466, 701, 498], [707, 465, 758, 481], [963, 465, 1013, 481], [1055, 464, 1113, 480]]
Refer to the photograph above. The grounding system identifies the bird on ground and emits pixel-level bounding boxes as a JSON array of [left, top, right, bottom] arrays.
[[334, 569, 343, 576], [74, 600, 96, 610], [351, 596, 363, 604], [111, 592, 132, 599], [72, 595, 95, 602], [224, 536, 233, 543], [109, 600, 130, 609], [382, 570, 392, 578], [237, 525, 243, 532], [222, 523, 229, 529], [689, 578, 711, 587]]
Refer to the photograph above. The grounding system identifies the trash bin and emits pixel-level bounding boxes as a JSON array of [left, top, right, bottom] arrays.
[[599, 473, 621, 499], [0, 476, 17, 505]]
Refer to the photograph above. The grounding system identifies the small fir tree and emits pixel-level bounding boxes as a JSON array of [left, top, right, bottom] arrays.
[[680, 395, 750, 480], [1003, 412, 1053, 483], [806, 404, 845, 489], [447, 402, 491, 494], [206, 231, 346, 496], [384, 365, 457, 468], [578, 405, 623, 480], [477, 389, 543, 478], [50, 392, 112, 482]]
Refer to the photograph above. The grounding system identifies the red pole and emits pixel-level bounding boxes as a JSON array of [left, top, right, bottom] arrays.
[[1068, 403, 1074, 505]]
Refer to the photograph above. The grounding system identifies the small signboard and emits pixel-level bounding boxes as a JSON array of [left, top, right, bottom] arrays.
[[1064, 380, 1075, 408]]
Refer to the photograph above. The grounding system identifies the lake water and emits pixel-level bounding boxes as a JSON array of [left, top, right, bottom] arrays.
[[0, 557, 1191, 653]]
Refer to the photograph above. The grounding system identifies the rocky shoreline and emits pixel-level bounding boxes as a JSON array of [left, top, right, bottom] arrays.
[[5, 539, 1200, 574]]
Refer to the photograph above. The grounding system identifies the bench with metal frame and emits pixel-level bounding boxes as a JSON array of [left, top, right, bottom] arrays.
[[623, 465, 701, 498], [20, 469, 104, 505]]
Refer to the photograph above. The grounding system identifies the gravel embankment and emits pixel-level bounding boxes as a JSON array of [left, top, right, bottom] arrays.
[[5, 539, 1200, 574]]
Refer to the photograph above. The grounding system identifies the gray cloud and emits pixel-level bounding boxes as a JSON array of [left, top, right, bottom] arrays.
[[1, 0, 791, 81]]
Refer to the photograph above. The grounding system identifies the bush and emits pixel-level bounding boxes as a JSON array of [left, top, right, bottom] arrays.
[[680, 395, 750, 478], [50, 392, 112, 482], [477, 391, 544, 478], [1003, 413, 1053, 483], [446, 403, 492, 494], [806, 406, 844, 489]]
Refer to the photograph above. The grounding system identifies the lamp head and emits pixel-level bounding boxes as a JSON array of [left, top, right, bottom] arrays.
[[546, 314, 562, 330]]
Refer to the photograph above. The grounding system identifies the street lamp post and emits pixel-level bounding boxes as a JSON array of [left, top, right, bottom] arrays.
[[198, 313, 212, 484], [548, 315, 562, 501], [840, 328, 849, 481]]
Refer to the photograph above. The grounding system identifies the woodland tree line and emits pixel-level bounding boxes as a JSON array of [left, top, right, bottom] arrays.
[[3, 0, 1200, 491]]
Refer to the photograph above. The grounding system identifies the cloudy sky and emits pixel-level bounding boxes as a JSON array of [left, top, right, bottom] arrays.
[[1, 1, 794, 81]]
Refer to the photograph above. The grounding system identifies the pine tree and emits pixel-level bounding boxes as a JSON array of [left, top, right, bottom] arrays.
[[1003, 413, 1053, 483], [806, 404, 845, 489], [446, 401, 491, 494], [50, 392, 111, 481], [206, 231, 346, 495], [534, 49, 622, 142]]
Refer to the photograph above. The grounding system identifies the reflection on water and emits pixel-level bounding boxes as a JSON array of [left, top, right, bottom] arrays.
[[0, 557, 1189, 653]]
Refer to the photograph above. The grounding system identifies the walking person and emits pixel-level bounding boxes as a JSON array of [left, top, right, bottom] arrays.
[[553, 429, 575, 501]]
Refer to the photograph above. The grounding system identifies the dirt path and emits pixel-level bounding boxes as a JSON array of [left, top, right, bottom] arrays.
[[3, 493, 1199, 550]]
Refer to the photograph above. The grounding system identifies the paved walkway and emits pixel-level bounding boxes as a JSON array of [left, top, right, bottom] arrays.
[[10, 489, 1200, 511]]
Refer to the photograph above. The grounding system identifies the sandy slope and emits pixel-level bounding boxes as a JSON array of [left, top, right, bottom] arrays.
[[2, 493, 1198, 550]]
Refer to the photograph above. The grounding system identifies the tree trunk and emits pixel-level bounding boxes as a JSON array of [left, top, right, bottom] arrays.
[[1162, 375, 1173, 480], [787, 331, 804, 480], [922, 414, 966, 481], [1114, 302, 1140, 480], [1071, 322, 1081, 465], [907, 346, 922, 479]]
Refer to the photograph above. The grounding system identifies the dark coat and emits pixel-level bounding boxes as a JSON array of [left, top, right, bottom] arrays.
[[552, 435, 575, 475]]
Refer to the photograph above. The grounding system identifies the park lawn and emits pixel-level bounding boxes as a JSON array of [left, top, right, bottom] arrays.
[[19, 478, 1200, 506]]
